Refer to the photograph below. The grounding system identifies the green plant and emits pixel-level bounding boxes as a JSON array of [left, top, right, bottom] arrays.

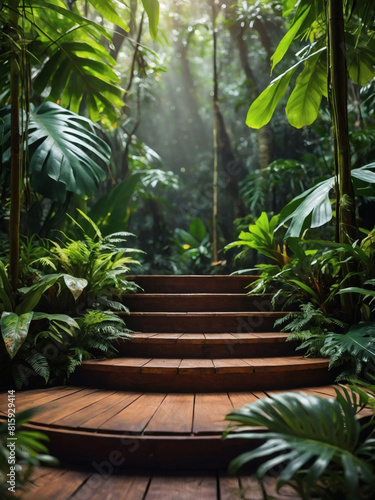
[[174, 218, 213, 273], [319, 322, 375, 380], [72, 310, 133, 362], [0, 408, 58, 499], [224, 381, 375, 500], [225, 212, 290, 268], [49, 210, 141, 312]]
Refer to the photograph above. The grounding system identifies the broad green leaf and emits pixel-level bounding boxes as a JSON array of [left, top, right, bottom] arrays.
[[16, 274, 64, 314], [271, 3, 311, 71], [224, 391, 374, 497], [1, 311, 33, 359], [348, 45, 375, 86], [286, 49, 327, 128], [32, 312, 79, 330], [322, 323, 375, 368], [279, 164, 375, 237], [63, 275, 88, 300], [88, 0, 129, 32], [24, 102, 109, 203], [89, 174, 142, 236], [289, 279, 319, 301], [246, 66, 297, 129], [189, 218, 207, 242], [175, 229, 199, 248], [141, 0, 160, 40], [278, 177, 334, 237]]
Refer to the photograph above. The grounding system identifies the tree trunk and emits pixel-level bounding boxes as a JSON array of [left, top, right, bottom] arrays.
[[328, 0, 357, 245], [9, 2, 21, 290], [328, 0, 358, 322], [212, 5, 219, 263]]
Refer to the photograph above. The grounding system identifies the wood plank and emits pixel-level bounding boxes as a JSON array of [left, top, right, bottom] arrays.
[[140, 333, 183, 342], [1, 386, 83, 412], [179, 359, 214, 374], [145, 476, 218, 500], [228, 392, 264, 409], [99, 393, 166, 433], [73, 474, 150, 500], [144, 393, 194, 435], [85, 358, 152, 369], [241, 475, 301, 499], [23, 467, 68, 498], [23, 469, 90, 500], [80, 392, 143, 430], [52, 390, 136, 427], [204, 333, 239, 342], [193, 393, 233, 434], [219, 476, 242, 500], [177, 333, 206, 342], [244, 356, 329, 372], [213, 359, 254, 374], [141, 359, 181, 373], [32, 389, 110, 425]]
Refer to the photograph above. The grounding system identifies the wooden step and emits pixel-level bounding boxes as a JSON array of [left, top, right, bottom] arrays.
[[71, 356, 333, 392], [123, 293, 274, 312], [123, 311, 287, 333], [21, 466, 301, 500], [122, 332, 298, 358], [127, 275, 256, 293], [0, 385, 339, 472]]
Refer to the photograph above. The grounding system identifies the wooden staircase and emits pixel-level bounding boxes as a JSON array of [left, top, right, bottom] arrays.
[[0, 275, 335, 478]]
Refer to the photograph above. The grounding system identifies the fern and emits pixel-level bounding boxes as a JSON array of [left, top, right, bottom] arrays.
[[24, 351, 50, 383]]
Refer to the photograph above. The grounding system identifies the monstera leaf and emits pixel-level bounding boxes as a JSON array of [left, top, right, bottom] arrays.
[[0, 102, 110, 203]]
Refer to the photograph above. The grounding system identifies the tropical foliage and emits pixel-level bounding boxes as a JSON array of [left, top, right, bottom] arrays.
[[0, 212, 139, 389], [0, 408, 57, 499], [225, 380, 375, 500]]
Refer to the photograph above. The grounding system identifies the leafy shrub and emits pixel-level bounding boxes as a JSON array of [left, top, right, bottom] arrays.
[[225, 380, 375, 500]]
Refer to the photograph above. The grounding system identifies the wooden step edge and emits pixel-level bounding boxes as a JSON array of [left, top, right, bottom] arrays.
[[79, 357, 330, 374], [126, 332, 291, 343]]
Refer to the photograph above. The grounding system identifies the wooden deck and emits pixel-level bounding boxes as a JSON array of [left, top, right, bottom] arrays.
[[23, 466, 302, 499], [0, 275, 339, 498]]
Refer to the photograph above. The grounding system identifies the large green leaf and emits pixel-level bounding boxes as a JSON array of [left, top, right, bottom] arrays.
[[278, 177, 334, 237], [16, 274, 64, 315], [321, 322, 375, 368], [225, 391, 375, 498], [88, 0, 129, 32], [141, 0, 160, 40], [271, 3, 311, 71], [246, 66, 297, 129], [246, 47, 326, 129], [25, 102, 108, 202], [279, 163, 375, 237], [286, 49, 327, 128], [89, 174, 142, 236], [1, 311, 33, 359]]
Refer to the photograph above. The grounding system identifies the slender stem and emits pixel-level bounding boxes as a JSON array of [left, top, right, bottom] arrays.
[[212, 2, 219, 263], [9, 1, 21, 290]]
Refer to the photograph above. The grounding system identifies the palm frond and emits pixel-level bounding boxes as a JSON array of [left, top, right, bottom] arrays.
[[225, 390, 375, 499]]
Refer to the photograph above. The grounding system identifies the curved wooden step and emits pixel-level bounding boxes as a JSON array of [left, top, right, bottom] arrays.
[[123, 293, 274, 312], [128, 275, 256, 293], [71, 356, 333, 392], [0, 384, 340, 471], [123, 311, 287, 333], [122, 332, 298, 358]]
